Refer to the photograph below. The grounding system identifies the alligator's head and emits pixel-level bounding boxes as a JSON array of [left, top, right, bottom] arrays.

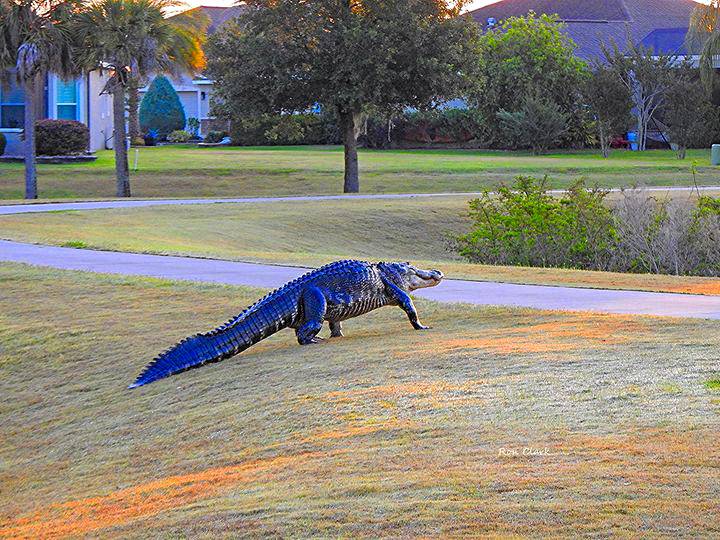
[[378, 262, 444, 292]]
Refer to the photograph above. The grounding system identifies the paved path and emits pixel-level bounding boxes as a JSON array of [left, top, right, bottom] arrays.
[[0, 193, 481, 215], [2, 185, 719, 215], [3, 239, 720, 319]]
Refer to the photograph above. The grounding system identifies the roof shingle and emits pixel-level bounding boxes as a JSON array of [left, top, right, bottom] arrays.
[[468, 0, 702, 60]]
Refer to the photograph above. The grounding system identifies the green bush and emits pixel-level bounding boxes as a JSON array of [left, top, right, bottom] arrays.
[[0, 132, 6, 155], [264, 116, 305, 144], [139, 76, 186, 140], [458, 176, 614, 269], [167, 130, 193, 143], [35, 119, 89, 155], [458, 179, 720, 276], [186, 117, 200, 137], [394, 109, 489, 145], [497, 96, 569, 154], [204, 130, 227, 144], [229, 113, 339, 146]]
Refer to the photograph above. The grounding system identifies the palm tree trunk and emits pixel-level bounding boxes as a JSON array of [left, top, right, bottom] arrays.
[[23, 73, 41, 199], [112, 83, 131, 197], [127, 76, 141, 142]]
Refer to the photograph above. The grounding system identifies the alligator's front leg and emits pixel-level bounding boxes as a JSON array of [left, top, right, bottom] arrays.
[[296, 287, 327, 344], [384, 281, 431, 330], [329, 321, 344, 337]]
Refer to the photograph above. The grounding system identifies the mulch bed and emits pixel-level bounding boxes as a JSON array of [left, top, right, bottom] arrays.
[[0, 154, 98, 164]]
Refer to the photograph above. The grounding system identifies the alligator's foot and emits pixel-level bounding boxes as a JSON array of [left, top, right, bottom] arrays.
[[299, 336, 325, 345]]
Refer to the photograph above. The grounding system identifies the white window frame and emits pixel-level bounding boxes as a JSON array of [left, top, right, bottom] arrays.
[[48, 74, 85, 123]]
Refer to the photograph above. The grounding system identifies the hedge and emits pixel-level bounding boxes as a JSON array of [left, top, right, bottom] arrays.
[[229, 113, 340, 146], [35, 119, 89, 155]]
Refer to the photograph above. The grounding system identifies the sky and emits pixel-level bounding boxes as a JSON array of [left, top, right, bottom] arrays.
[[174, 0, 711, 14], [176, 0, 499, 12]]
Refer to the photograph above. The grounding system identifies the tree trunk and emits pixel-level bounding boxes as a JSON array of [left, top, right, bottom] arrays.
[[598, 122, 610, 158], [127, 76, 141, 142], [112, 83, 131, 197], [340, 111, 360, 193], [23, 73, 41, 199]]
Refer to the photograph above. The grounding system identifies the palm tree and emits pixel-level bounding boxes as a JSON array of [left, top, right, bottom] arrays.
[[687, 0, 720, 92], [73, 0, 206, 197], [0, 0, 77, 199], [127, 7, 208, 143]]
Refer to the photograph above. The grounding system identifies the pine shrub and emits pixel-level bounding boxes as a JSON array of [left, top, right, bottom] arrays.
[[139, 76, 186, 140]]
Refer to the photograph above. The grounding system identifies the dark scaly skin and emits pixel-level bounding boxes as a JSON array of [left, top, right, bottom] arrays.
[[129, 260, 443, 388]]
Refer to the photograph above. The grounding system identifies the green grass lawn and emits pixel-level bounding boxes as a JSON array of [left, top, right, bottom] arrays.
[[4, 196, 720, 295], [0, 145, 717, 200], [1, 263, 718, 536]]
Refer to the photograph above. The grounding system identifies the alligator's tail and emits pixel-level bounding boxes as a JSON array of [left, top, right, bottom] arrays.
[[129, 299, 292, 389]]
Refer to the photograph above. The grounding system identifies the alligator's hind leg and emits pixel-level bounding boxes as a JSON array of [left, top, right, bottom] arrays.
[[296, 287, 327, 344], [329, 321, 344, 337]]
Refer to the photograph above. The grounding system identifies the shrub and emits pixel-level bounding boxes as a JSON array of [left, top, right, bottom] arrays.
[[497, 96, 569, 154], [458, 179, 720, 277], [0, 132, 6, 155], [139, 76, 186, 140], [187, 117, 200, 137], [35, 119, 89, 155], [264, 116, 304, 144], [204, 130, 227, 144], [458, 176, 614, 269], [167, 130, 193, 143], [612, 190, 720, 276], [393, 109, 489, 146], [229, 113, 339, 146]]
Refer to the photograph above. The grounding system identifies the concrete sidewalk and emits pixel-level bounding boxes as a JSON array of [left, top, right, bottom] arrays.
[[3, 239, 720, 319], [2, 185, 719, 215], [0, 193, 481, 215]]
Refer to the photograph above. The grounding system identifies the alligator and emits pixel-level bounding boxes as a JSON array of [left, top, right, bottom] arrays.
[[129, 260, 443, 388]]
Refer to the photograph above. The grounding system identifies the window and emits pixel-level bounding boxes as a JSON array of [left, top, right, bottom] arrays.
[[0, 79, 24, 129], [56, 79, 78, 120]]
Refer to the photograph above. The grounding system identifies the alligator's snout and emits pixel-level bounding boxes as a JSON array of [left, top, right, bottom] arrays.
[[418, 268, 443, 282], [408, 267, 444, 290]]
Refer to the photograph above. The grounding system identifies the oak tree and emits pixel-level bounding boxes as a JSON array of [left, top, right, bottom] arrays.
[[208, 0, 480, 192]]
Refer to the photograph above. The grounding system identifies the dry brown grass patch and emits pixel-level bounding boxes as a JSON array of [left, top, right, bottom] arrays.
[[0, 452, 325, 539], [396, 313, 648, 357]]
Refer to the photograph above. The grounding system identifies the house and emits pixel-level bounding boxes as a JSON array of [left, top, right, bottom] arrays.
[[1, 5, 243, 157], [468, 0, 702, 61], [138, 5, 246, 136], [1, 72, 114, 156]]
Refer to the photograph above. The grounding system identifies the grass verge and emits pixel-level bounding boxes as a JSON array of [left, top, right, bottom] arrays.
[[1, 263, 719, 536]]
